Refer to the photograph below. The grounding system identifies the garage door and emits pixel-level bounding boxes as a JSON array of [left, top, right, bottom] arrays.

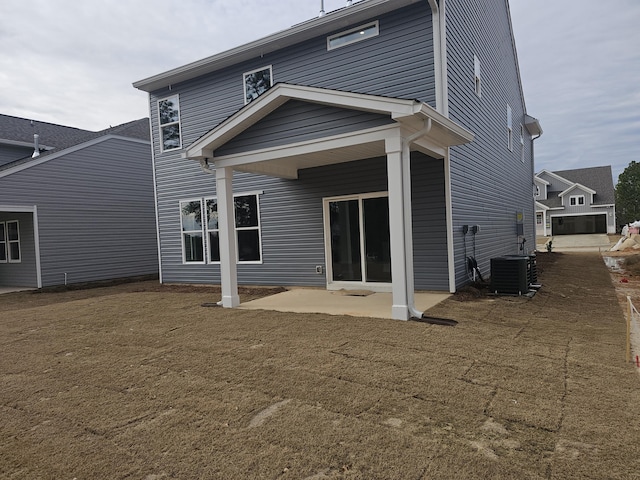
[[552, 215, 607, 235]]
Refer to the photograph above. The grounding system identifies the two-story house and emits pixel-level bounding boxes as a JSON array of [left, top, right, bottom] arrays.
[[133, 0, 541, 320], [534, 166, 616, 237], [0, 115, 158, 288]]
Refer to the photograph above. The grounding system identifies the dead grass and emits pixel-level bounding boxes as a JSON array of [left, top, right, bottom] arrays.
[[1, 253, 639, 479]]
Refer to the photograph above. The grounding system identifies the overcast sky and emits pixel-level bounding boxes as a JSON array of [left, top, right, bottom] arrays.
[[1, 0, 638, 182]]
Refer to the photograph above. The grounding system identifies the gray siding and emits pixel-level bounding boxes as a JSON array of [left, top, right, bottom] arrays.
[[537, 171, 572, 193], [445, 0, 536, 287], [159, 153, 449, 291], [0, 144, 31, 167], [151, 2, 442, 287], [0, 212, 37, 287], [150, 3, 434, 156], [215, 100, 394, 156], [0, 138, 158, 287]]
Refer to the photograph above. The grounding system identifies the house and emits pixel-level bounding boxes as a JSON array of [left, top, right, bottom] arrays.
[[0, 115, 158, 288], [133, 0, 541, 320], [534, 166, 616, 236]]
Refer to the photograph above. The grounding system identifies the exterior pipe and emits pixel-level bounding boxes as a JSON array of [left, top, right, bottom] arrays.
[[402, 118, 432, 319], [199, 158, 215, 174]]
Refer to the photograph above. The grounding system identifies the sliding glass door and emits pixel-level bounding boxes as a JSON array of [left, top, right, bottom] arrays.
[[325, 193, 391, 285]]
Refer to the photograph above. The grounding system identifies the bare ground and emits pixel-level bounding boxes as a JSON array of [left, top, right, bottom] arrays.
[[1, 252, 639, 479]]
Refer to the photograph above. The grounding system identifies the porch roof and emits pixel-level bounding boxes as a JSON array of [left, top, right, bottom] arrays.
[[183, 84, 474, 179]]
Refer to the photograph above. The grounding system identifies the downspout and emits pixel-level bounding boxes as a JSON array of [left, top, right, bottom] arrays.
[[427, 0, 448, 117], [402, 118, 432, 319]]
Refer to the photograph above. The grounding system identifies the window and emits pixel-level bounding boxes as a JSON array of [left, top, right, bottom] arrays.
[[0, 223, 6, 262], [234, 194, 261, 262], [520, 124, 525, 162], [474, 54, 481, 97], [507, 105, 513, 151], [180, 200, 205, 263], [0, 221, 21, 263], [158, 95, 181, 151], [181, 193, 262, 264], [205, 199, 220, 262], [327, 21, 379, 50], [570, 195, 585, 206], [536, 213, 543, 225], [243, 66, 273, 104]]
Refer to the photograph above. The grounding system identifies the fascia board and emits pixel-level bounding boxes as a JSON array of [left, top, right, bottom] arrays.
[[133, 0, 421, 93], [535, 201, 549, 210], [538, 169, 574, 187], [558, 183, 596, 197], [0, 138, 55, 150], [534, 176, 550, 185], [185, 84, 419, 159]]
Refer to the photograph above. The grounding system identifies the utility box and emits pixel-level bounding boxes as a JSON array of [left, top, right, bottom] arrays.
[[490, 256, 529, 295]]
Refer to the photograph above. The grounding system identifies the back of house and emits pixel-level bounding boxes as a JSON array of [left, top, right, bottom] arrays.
[[134, 0, 539, 318]]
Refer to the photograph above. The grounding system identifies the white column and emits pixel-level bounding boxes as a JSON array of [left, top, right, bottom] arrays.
[[216, 166, 240, 308], [386, 136, 410, 320]]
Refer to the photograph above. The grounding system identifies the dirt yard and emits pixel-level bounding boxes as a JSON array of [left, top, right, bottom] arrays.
[[1, 252, 639, 479]]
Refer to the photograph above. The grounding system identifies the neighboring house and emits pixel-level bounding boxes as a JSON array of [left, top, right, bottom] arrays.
[[133, 0, 541, 320], [0, 114, 158, 288], [534, 166, 616, 236]]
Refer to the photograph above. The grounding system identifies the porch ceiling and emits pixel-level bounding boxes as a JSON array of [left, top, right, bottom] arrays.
[[184, 84, 474, 179]]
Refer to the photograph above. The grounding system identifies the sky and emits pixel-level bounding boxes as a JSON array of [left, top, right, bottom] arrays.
[[1, 0, 638, 183]]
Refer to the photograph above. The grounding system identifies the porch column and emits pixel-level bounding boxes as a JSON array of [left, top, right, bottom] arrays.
[[386, 136, 410, 320], [215, 166, 240, 308]]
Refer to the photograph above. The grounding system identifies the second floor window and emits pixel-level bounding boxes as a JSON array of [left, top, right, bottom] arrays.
[[507, 105, 513, 152], [158, 95, 182, 152], [570, 195, 585, 206], [474, 54, 482, 97], [244, 66, 273, 104]]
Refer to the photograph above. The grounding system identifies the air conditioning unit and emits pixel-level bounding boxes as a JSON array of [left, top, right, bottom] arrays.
[[490, 256, 529, 295]]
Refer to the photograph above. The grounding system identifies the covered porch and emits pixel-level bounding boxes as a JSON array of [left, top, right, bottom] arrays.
[[184, 84, 473, 320]]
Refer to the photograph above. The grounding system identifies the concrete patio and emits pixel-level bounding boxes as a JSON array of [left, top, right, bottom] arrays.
[[239, 288, 451, 319]]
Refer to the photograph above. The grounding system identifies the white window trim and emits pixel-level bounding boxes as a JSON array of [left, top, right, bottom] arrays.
[[474, 54, 481, 97], [200, 190, 264, 265], [0, 221, 7, 263], [569, 195, 585, 206], [179, 198, 206, 264], [507, 104, 513, 152], [5, 220, 21, 263], [243, 65, 273, 105], [327, 21, 379, 51], [158, 94, 182, 152], [234, 193, 263, 265], [322, 191, 391, 292], [520, 124, 525, 162]]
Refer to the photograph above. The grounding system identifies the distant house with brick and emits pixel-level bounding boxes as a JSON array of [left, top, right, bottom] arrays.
[[534, 166, 616, 236], [0, 115, 158, 288]]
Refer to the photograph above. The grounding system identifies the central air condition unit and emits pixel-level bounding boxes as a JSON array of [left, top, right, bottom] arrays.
[[490, 256, 529, 295]]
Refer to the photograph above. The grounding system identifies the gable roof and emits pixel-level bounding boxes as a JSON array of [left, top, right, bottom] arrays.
[[185, 83, 473, 179], [133, 0, 421, 93], [535, 166, 615, 206], [0, 115, 150, 173]]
